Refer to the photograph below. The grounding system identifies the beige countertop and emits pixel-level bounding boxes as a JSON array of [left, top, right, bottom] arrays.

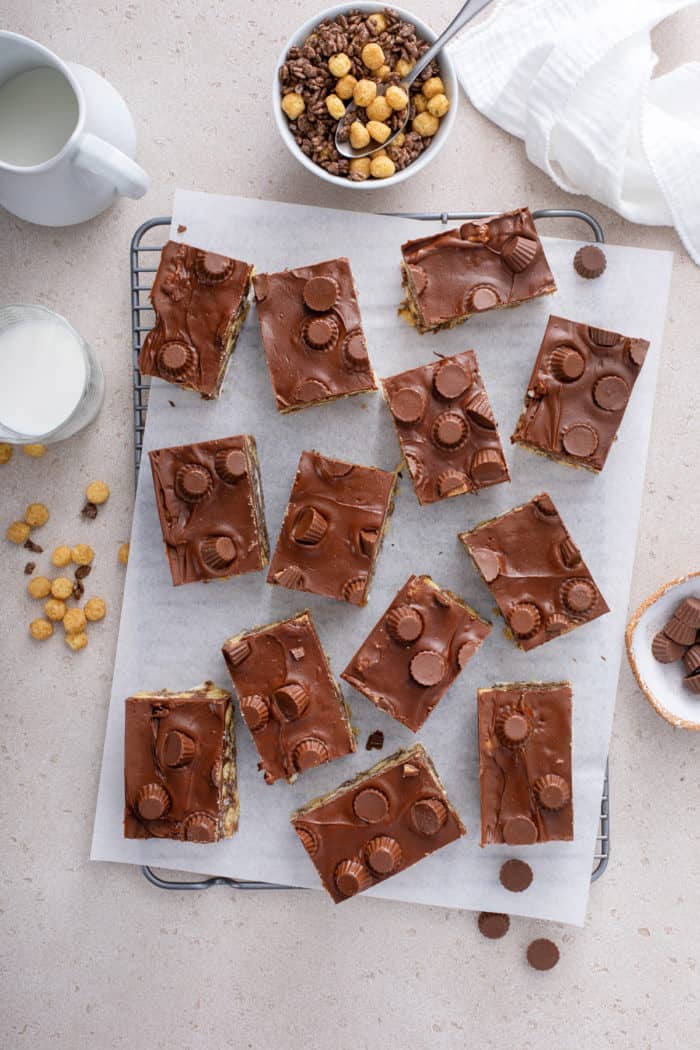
[[2, 3, 699, 1047]]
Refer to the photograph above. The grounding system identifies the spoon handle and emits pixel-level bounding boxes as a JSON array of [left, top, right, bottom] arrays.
[[406, 0, 493, 86]]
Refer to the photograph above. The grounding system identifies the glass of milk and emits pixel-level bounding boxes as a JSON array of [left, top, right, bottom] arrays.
[[0, 304, 104, 443]]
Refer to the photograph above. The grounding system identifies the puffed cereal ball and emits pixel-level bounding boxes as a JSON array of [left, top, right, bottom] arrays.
[[22, 444, 46, 458], [412, 112, 440, 137], [370, 154, 396, 179], [413, 94, 427, 114], [426, 93, 450, 118], [395, 58, 414, 79], [24, 502, 50, 527], [328, 52, 352, 78], [0, 443, 12, 464], [51, 545, 72, 567], [361, 43, 385, 71], [349, 156, 371, 180], [29, 618, 53, 641], [353, 78, 377, 108], [84, 597, 107, 622], [63, 607, 87, 635], [325, 94, 345, 120], [65, 631, 88, 652], [86, 480, 110, 505], [71, 544, 94, 566], [117, 542, 130, 566], [421, 76, 445, 100], [367, 120, 391, 144], [366, 96, 392, 122], [281, 92, 305, 120], [367, 12, 387, 33], [51, 576, 74, 600], [6, 520, 30, 544], [349, 121, 371, 149], [44, 598, 67, 622], [376, 64, 391, 82], [385, 84, 409, 111], [27, 576, 52, 600], [335, 74, 357, 100]]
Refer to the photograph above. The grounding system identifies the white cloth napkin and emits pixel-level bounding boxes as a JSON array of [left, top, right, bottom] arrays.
[[449, 0, 700, 263]]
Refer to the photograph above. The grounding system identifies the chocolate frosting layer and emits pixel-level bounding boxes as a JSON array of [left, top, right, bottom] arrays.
[[401, 208, 556, 331], [149, 434, 268, 587], [123, 683, 236, 842], [138, 240, 253, 398], [342, 574, 491, 732], [382, 349, 509, 505], [253, 258, 377, 412], [268, 450, 397, 606], [459, 492, 609, 651], [292, 743, 465, 903], [512, 315, 650, 472], [477, 682, 573, 847], [222, 611, 355, 784]]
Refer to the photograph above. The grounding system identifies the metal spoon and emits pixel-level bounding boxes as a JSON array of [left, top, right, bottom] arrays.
[[334, 0, 493, 159]]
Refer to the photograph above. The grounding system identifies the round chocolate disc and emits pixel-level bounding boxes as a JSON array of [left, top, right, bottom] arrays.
[[294, 378, 331, 403], [136, 783, 170, 821], [509, 603, 541, 637], [197, 251, 233, 281], [478, 912, 510, 940], [274, 682, 308, 721], [390, 387, 424, 424], [471, 449, 506, 483], [353, 787, 390, 824], [593, 375, 629, 412], [472, 548, 500, 583], [501, 712, 530, 744], [410, 797, 448, 836], [293, 737, 329, 771], [457, 639, 476, 668], [503, 815, 538, 845], [158, 341, 194, 379], [562, 423, 599, 459], [163, 730, 195, 767], [176, 465, 212, 503], [334, 859, 369, 897], [386, 605, 424, 644], [216, 448, 247, 482], [434, 361, 471, 400], [499, 858, 533, 893], [563, 579, 596, 614], [535, 774, 570, 811], [305, 317, 335, 350], [469, 286, 500, 312], [409, 650, 446, 687], [366, 835, 402, 875], [343, 330, 369, 366], [240, 694, 269, 733], [573, 244, 606, 279], [303, 275, 338, 311], [527, 938, 560, 971], [432, 412, 468, 450]]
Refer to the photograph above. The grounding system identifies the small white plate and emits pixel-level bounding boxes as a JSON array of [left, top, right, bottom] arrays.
[[626, 571, 700, 730]]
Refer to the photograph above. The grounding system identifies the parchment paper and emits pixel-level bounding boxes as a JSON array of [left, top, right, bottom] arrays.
[[91, 190, 673, 925]]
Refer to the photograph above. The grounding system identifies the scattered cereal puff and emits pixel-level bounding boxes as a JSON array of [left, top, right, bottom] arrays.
[[71, 544, 94, 566], [29, 618, 53, 641], [6, 521, 31, 544], [51, 545, 72, 567], [24, 502, 50, 527], [118, 542, 130, 565], [44, 598, 67, 622], [63, 607, 87, 634], [51, 577, 74, 600], [65, 631, 88, 651], [84, 597, 107, 622], [27, 576, 52, 600], [22, 444, 47, 458], [85, 481, 110, 505], [0, 443, 12, 464]]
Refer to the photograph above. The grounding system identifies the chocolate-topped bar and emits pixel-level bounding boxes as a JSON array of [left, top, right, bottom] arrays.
[[512, 316, 650, 472], [124, 682, 238, 841], [253, 258, 377, 412], [138, 240, 253, 398], [222, 611, 355, 784], [382, 349, 509, 504], [400, 207, 556, 334], [268, 450, 397, 606], [149, 434, 268, 586], [459, 493, 608, 651], [342, 574, 491, 731], [292, 743, 465, 903], [478, 682, 573, 846]]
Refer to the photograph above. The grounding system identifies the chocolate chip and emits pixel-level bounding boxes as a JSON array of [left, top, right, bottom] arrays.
[[23, 538, 43, 553], [75, 564, 92, 580], [72, 580, 85, 601], [366, 730, 384, 751], [81, 501, 98, 520], [168, 400, 176, 407], [177, 224, 187, 233], [24, 562, 36, 575]]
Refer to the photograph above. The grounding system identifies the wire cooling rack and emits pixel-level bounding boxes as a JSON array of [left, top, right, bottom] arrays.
[[131, 208, 610, 893]]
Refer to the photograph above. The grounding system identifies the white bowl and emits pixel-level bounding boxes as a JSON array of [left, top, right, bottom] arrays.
[[273, 2, 459, 190], [625, 571, 700, 730]]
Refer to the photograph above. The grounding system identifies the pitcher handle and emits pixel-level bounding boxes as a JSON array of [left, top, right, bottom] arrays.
[[74, 132, 149, 199]]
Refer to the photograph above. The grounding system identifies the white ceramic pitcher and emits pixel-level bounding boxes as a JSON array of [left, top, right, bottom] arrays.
[[0, 31, 149, 225]]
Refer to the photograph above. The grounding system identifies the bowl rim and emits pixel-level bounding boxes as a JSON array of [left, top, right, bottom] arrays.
[[272, 0, 458, 191], [625, 569, 700, 731]]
